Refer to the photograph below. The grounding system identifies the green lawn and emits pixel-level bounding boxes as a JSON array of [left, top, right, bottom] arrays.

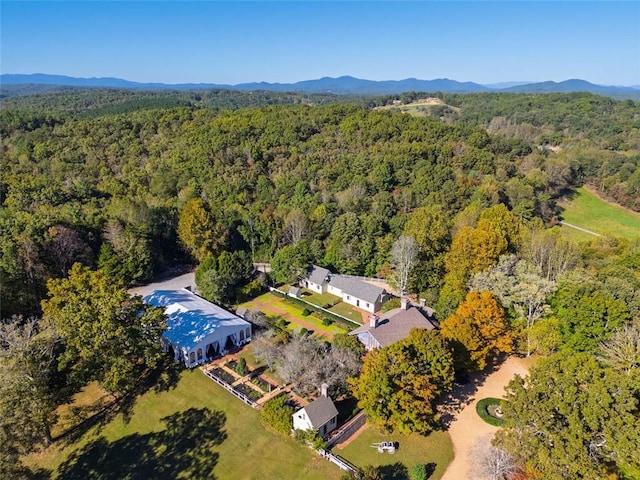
[[558, 187, 640, 242], [241, 292, 349, 337], [329, 302, 363, 324], [336, 424, 453, 479], [302, 290, 340, 308], [26, 369, 342, 480]]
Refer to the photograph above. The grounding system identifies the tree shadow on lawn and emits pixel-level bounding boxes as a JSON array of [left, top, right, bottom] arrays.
[[437, 355, 508, 429], [378, 462, 409, 480], [55, 356, 183, 446], [56, 408, 226, 480]]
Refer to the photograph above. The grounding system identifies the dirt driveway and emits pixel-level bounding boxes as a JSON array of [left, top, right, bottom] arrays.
[[440, 356, 530, 480]]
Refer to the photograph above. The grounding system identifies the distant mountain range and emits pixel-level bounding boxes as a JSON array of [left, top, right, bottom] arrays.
[[2, 73, 639, 98]]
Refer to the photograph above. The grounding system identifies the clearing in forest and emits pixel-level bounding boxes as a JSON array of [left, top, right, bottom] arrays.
[[557, 186, 640, 242]]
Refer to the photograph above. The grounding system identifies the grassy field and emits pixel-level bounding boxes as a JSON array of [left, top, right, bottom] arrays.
[[558, 187, 640, 242], [26, 369, 342, 480], [241, 292, 349, 337], [336, 424, 454, 479], [374, 98, 459, 118]]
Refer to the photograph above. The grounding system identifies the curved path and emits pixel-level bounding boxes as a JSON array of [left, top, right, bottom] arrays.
[[440, 357, 530, 480]]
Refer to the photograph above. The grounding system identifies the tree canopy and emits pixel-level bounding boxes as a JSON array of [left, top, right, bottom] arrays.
[[349, 329, 454, 435], [41, 263, 166, 394]]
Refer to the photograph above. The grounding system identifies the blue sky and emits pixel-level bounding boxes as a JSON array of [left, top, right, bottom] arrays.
[[2, 1, 639, 86]]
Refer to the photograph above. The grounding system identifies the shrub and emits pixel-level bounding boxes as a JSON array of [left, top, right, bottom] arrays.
[[294, 429, 327, 449], [476, 397, 505, 426], [299, 327, 308, 336], [302, 308, 311, 316], [322, 317, 333, 326], [235, 357, 249, 376], [411, 464, 427, 480], [261, 395, 294, 435]]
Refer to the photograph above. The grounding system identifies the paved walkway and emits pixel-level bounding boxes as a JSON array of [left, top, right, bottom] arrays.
[[440, 356, 530, 480]]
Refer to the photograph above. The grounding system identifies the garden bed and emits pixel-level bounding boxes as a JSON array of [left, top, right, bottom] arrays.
[[210, 367, 237, 385], [234, 382, 263, 401], [475, 397, 505, 427], [251, 375, 276, 393]]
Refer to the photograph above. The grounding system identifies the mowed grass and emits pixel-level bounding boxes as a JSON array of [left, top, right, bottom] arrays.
[[329, 302, 363, 324], [241, 292, 349, 336], [336, 424, 453, 479], [558, 187, 640, 241], [25, 369, 342, 480]]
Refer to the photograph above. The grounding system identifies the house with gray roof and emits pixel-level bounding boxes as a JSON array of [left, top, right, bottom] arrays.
[[303, 265, 331, 293], [292, 384, 339, 437], [349, 298, 437, 350], [301, 265, 387, 313], [326, 275, 386, 313]]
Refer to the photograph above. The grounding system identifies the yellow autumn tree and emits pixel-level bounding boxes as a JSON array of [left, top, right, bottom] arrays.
[[441, 291, 513, 371]]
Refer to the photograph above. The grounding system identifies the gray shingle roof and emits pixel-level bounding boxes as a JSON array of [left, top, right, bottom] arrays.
[[304, 395, 339, 429], [288, 286, 302, 297], [350, 306, 436, 348], [306, 265, 330, 285], [328, 275, 385, 304]]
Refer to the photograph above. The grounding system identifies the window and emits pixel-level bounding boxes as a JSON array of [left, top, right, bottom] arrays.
[[366, 303, 370, 308], [239, 330, 245, 341], [246, 327, 251, 338], [189, 352, 196, 363], [197, 348, 203, 361], [346, 295, 350, 300]]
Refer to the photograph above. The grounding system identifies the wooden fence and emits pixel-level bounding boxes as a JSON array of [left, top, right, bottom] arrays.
[[203, 369, 258, 409], [326, 411, 367, 448], [317, 449, 357, 472]]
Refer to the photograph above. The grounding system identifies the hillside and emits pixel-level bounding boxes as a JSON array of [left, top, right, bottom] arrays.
[[3, 73, 639, 99]]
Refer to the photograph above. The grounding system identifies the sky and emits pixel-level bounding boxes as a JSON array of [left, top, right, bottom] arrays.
[[2, 1, 639, 86]]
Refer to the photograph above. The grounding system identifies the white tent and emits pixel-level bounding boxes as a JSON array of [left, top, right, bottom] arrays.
[[144, 289, 251, 368]]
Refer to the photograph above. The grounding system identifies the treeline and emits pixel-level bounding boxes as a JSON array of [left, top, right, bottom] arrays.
[[0, 87, 354, 115]]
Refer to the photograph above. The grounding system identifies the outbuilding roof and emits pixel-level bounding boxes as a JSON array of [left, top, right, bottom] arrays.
[[306, 265, 331, 285], [143, 289, 250, 352], [328, 275, 385, 304], [303, 395, 339, 429]]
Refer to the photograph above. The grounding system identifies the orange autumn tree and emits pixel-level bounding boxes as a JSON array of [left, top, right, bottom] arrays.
[[441, 291, 513, 371]]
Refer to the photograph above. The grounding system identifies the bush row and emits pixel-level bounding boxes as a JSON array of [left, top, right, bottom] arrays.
[[270, 289, 357, 330]]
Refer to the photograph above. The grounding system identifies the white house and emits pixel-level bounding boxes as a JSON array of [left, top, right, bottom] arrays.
[[302, 265, 331, 293], [349, 298, 437, 350], [292, 384, 339, 437], [301, 265, 387, 314], [143, 289, 252, 368]]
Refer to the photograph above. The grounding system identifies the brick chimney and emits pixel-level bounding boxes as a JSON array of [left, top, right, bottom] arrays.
[[369, 314, 379, 328], [401, 298, 409, 310], [321, 383, 329, 398]]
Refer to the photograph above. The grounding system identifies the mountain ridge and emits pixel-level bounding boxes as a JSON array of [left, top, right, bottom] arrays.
[[2, 73, 639, 98]]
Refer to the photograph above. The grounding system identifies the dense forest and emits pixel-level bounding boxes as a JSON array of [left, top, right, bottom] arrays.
[[2, 89, 638, 318], [1, 88, 639, 478]]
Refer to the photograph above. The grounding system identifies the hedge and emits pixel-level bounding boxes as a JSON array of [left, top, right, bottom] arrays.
[[476, 397, 505, 427], [270, 289, 357, 330]]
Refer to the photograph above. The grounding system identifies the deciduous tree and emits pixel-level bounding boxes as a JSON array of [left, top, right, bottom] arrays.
[[389, 235, 418, 297], [470, 255, 556, 356], [496, 353, 640, 479], [441, 291, 513, 371], [349, 329, 454, 435], [41, 264, 166, 394]]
